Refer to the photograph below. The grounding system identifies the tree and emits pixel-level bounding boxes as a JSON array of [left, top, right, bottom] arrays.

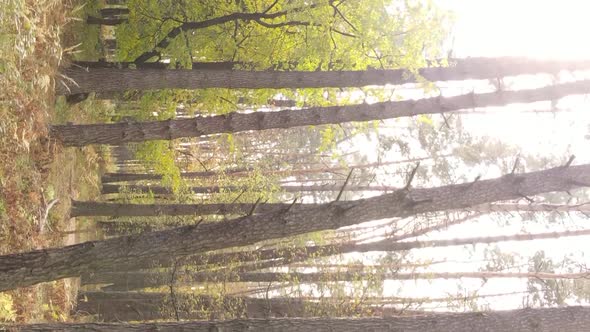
[[100, 156, 437, 183], [86, 227, 590, 291], [70, 200, 296, 218], [10, 307, 590, 332], [51, 80, 590, 146], [1, 163, 589, 291], [57, 57, 590, 95], [86, 16, 127, 26], [474, 202, 590, 214], [94, 269, 590, 292], [76, 291, 399, 321], [99, 183, 399, 196]]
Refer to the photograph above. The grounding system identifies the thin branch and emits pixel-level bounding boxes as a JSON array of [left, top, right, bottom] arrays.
[[335, 168, 355, 202]]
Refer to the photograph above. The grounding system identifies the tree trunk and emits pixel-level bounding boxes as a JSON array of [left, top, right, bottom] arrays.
[[87, 227, 590, 290], [163, 270, 590, 284], [86, 15, 127, 26], [102, 167, 253, 183], [100, 8, 130, 17], [57, 57, 590, 95], [71, 200, 298, 217], [1, 163, 589, 291], [73, 60, 237, 70], [100, 184, 399, 196], [12, 307, 590, 332], [101, 156, 439, 183], [52, 81, 590, 146], [476, 202, 590, 214], [76, 291, 396, 321]]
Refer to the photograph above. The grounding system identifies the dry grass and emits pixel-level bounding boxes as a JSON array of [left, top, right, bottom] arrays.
[[0, 0, 109, 323], [0, 0, 64, 254]]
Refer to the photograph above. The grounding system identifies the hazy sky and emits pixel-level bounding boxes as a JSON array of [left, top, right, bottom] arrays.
[[432, 0, 590, 162], [379, 1, 590, 309], [439, 0, 590, 59]]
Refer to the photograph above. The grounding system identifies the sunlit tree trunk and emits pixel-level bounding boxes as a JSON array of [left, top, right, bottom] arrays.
[[52, 81, 590, 146], [57, 57, 590, 95]]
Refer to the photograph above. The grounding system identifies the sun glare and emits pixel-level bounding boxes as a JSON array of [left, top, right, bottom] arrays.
[[443, 0, 590, 59]]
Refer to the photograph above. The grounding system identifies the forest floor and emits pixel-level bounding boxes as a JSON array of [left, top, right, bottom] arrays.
[[0, 0, 110, 323]]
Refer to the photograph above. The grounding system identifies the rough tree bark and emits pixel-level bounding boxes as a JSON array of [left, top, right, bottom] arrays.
[[10, 307, 590, 332], [71, 200, 298, 217], [101, 156, 436, 183], [474, 202, 590, 214], [52, 80, 590, 146], [157, 270, 590, 284], [1, 163, 589, 291], [100, 183, 399, 196], [56, 57, 590, 95], [85, 227, 590, 290], [76, 291, 395, 321], [86, 16, 127, 26]]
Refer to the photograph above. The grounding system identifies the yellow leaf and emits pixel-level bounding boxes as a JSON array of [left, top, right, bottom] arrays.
[[417, 114, 434, 127]]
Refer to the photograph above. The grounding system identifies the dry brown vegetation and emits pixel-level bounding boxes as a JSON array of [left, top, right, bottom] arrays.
[[0, 0, 109, 322]]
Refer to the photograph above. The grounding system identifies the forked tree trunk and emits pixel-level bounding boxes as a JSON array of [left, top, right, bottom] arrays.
[[12, 307, 590, 332], [57, 57, 590, 95], [52, 81, 590, 146], [1, 163, 589, 291]]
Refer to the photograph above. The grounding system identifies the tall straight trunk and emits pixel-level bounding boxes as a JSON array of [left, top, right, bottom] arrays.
[[87, 227, 590, 290], [157, 270, 590, 284], [99, 8, 130, 17], [100, 184, 399, 195], [71, 200, 299, 217], [73, 60, 237, 70], [476, 202, 590, 213], [57, 57, 590, 95], [52, 81, 590, 146], [101, 156, 439, 183], [207, 224, 590, 267], [76, 291, 397, 321], [103, 167, 253, 183], [11, 307, 590, 332], [98, 269, 590, 291], [1, 163, 588, 291], [86, 15, 127, 25]]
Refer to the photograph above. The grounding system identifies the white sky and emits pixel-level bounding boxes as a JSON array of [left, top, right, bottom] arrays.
[[442, 0, 590, 60], [407, 0, 590, 309], [436, 0, 590, 159], [319, 0, 590, 310], [268, 0, 590, 311]]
